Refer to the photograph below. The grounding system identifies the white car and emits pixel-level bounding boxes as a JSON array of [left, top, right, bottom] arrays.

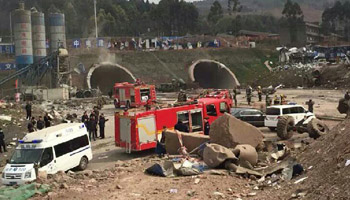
[[264, 104, 315, 131]]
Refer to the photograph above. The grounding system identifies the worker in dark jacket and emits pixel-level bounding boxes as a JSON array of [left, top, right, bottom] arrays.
[[25, 102, 32, 120], [37, 116, 45, 130], [44, 113, 52, 128], [88, 116, 97, 141], [155, 126, 167, 157], [174, 120, 188, 132], [204, 117, 210, 135], [307, 99, 315, 113], [0, 128, 7, 153], [82, 111, 89, 129], [98, 113, 108, 139]]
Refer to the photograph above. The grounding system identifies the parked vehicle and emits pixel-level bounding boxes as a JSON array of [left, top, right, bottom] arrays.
[[265, 104, 329, 139], [2, 123, 92, 185], [113, 82, 156, 109], [264, 105, 313, 131], [231, 108, 265, 127]]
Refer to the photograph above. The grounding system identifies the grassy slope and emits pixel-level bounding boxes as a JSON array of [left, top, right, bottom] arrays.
[[115, 47, 278, 85]]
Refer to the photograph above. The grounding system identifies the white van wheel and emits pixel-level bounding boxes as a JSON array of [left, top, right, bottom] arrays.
[[78, 157, 88, 170]]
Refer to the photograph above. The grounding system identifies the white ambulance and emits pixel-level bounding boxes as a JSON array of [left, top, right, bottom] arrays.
[[1, 123, 93, 185]]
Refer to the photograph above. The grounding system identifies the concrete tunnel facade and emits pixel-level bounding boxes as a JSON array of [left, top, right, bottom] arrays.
[[188, 59, 240, 89], [87, 62, 136, 94]]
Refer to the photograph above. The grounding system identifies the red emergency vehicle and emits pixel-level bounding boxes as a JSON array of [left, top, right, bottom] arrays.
[[115, 93, 233, 152], [113, 82, 156, 108]]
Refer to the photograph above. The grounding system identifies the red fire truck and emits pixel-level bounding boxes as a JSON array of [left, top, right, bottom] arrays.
[[115, 93, 233, 152], [113, 82, 156, 109]]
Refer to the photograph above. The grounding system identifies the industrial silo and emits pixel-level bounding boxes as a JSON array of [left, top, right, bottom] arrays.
[[13, 2, 33, 67], [31, 10, 46, 62], [49, 13, 66, 52]]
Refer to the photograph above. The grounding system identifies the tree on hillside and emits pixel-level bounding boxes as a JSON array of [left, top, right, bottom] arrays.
[[208, 1, 223, 24], [150, 0, 199, 35], [281, 0, 304, 43], [282, 0, 303, 23], [227, 0, 241, 16], [321, 1, 350, 40]]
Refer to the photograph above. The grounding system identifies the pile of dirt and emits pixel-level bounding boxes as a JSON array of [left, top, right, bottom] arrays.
[[257, 119, 350, 199], [289, 119, 350, 199]]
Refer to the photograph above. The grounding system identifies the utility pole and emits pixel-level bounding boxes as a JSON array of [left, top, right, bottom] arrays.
[[94, 0, 98, 38], [10, 11, 13, 43]]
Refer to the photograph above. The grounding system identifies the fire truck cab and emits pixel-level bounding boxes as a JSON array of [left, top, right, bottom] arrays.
[[113, 82, 156, 109], [115, 94, 232, 153]]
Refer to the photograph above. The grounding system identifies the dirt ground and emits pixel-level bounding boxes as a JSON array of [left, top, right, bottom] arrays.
[[27, 88, 346, 200]]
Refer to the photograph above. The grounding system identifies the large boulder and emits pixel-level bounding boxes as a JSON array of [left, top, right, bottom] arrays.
[[203, 143, 237, 168], [165, 130, 210, 155], [209, 113, 264, 149]]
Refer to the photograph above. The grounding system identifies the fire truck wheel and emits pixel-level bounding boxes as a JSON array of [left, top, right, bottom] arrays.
[[78, 156, 88, 170], [277, 116, 295, 140], [307, 119, 329, 139]]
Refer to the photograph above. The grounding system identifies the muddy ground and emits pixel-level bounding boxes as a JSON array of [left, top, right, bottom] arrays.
[[26, 88, 345, 200]]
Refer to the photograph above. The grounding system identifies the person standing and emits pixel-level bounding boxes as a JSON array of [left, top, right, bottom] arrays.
[[0, 128, 7, 153], [204, 117, 210, 135], [25, 102, 32, 120], [155, 126, 167, 157], [257, 86, 262, 102], [233, 88, 238, 107], [88, 116, 97, 141], [266, 94, 272, 107], [44, 113, 52, 128], [37, 116, 45, 130], [98, 113, 109, 139], [307, 99, 315, 113], [82, 111, 89, 129], [246, 85, 252, 106]]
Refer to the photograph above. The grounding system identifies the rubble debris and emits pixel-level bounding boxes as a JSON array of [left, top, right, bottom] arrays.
[[0, 115, 12, 121], [270, 143, 290, 161], [164, 130, 209, 155], [212, 191, 225, 199], [209, 113, 264, 149], [203, 143, 237, 168], [294, 177, 308, 184], [169, 189, 178, 194], [307, 119, 329, 139], [233, 144, 258, 166]]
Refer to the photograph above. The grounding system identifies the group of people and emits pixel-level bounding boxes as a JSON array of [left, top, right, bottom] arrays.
[[81, 107, 108, 141], [26, 102, 52, 133]]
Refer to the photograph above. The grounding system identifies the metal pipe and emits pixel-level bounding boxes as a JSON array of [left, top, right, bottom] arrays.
[[94, 0, 98, 38]]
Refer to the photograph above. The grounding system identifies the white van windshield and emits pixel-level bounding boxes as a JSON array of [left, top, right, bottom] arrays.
[[10, 149, 43, 164]]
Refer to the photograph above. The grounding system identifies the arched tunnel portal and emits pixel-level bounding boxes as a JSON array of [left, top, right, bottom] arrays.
[[188, 59, 240, 89], [87, 62, 136, 94]]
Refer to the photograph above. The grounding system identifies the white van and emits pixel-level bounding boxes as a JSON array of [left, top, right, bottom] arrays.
[[2, 123, 93, 185], [264, 105, 314, 130]]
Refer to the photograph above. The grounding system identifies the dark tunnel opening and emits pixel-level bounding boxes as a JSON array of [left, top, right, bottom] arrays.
[[189, 60, 240, 89], [88, 63, 136, 94]]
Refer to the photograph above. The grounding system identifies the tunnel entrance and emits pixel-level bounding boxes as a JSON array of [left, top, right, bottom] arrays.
[[87, 62, 136, 94], [188, 59, 240, 89]]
